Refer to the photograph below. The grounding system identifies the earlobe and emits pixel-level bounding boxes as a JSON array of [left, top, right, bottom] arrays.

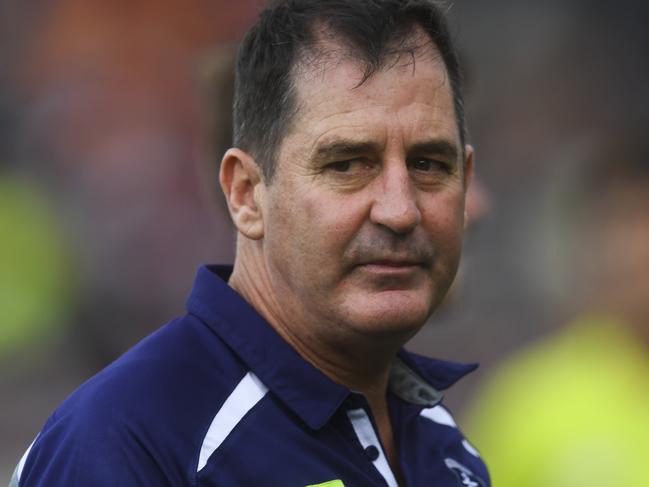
[[219, 148, 265, 240], [463, 144, 475, 230], [463, 144, 475, 190]]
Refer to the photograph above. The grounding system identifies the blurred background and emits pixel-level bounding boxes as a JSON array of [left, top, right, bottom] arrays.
[[1, 0, 647, 484]]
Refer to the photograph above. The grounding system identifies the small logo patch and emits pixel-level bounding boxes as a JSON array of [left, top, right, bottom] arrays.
[[444, 458, 486, 487], [305, 480, 345, 487]]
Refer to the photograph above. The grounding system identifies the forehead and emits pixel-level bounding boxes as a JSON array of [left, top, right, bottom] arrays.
[[281, 34, 459, 158]]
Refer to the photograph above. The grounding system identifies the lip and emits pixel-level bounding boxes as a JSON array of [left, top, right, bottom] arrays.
[[356, 261, 424, 274], [357, 257, 424, 266]]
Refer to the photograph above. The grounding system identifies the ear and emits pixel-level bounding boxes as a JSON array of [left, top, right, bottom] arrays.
[[463, 144, 475, 189], [219, 148, 265, 240], [463, 144, 475, 228]]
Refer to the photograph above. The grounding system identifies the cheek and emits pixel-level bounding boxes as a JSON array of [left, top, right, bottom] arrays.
[[303, 192, 367, 244], [267, 192, 358, 282], [420, 193, 466, 244]]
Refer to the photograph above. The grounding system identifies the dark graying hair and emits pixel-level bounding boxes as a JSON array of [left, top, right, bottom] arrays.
[[233, 0, 466, 181]]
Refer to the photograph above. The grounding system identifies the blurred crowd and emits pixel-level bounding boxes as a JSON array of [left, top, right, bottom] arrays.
[[1, 0, 647, 485]]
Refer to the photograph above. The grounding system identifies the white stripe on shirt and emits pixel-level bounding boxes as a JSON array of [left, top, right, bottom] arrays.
[[347, 408, 399, 487], [420, 404, 457, 428], [10, 436, 38, 486], [197, 371, 268, 472]]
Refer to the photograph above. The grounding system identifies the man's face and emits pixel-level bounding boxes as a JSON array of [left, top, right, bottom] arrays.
[[258, 39, 471, 346]]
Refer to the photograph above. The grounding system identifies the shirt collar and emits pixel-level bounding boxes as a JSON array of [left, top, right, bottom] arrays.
[[390, 350, 478, 406], [186, 265, 477, 428]]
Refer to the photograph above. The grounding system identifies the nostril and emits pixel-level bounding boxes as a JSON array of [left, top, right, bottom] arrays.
[[370, 200, 421, 234]]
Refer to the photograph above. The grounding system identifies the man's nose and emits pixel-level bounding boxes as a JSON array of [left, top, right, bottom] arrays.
[[369, 161, 421, 234]]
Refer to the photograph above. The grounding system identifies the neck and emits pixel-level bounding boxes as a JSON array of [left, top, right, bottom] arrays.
[[230, 240, 404, 481], [229, 240, 402, 396]]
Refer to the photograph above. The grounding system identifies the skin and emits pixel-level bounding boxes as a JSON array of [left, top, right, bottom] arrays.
[[220, 32, 473, 479]]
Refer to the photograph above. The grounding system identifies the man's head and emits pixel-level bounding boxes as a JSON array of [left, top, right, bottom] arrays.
[[221, 0, 473, 355], [232, 0, 466, 182]]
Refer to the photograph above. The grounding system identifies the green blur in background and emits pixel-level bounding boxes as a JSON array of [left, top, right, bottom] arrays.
[[0, 175, 74, 354]]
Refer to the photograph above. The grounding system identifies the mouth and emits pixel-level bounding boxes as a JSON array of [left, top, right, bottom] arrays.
[[355, 259, 426, 274]]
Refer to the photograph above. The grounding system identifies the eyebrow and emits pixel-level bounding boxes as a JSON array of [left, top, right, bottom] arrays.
[[409, 140, 459, 163], [312, 139, 383, 162], [312, 138, 460, 163]]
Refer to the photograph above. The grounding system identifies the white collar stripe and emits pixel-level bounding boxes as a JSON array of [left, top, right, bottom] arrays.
[[346, 408, 399, 487], [197, 371, 268, 472]]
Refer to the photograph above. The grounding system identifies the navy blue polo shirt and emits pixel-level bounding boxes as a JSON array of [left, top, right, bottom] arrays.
[[13, 265, 490, 487]]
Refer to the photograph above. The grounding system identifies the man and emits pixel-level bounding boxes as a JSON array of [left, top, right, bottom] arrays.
[[13, 1, 488, 485]]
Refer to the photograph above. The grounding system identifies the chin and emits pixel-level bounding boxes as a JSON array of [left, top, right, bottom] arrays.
[[341, 291, 434, 337]]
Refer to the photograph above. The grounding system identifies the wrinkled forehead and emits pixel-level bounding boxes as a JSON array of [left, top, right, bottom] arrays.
[[287, 26, 450, 135], [291, 24, 442, 87]]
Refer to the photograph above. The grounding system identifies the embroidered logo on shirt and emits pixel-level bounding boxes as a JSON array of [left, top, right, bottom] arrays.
[[444, 458, 486, 487], [305, 480, 345, 487]]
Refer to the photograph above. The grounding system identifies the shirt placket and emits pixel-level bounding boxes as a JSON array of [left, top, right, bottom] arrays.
[[343, 396, 400, 487]]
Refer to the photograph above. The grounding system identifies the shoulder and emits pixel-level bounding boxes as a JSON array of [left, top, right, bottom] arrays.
[[62, 313, 245, 429], [18, 314, 247, 486]]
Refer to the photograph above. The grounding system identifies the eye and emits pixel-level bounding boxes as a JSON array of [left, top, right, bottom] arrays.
[[329, 160, 352, 172], [408, 158, 449, 173], [326, 158, 374, 174], [321, 158, 377, 188]]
